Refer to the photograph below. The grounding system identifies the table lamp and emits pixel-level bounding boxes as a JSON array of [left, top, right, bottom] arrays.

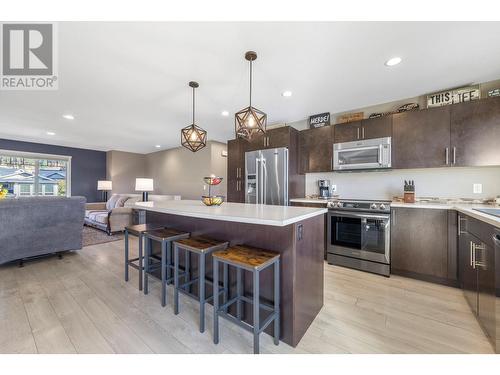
[[97, 180, 112, 202], [135, 178, 154, 201]]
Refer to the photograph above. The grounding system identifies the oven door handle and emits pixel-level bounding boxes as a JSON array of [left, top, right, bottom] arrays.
[[328, 210, 390, 220]]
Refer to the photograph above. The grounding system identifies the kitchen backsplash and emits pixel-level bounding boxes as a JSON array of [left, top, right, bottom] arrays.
[[305, 167, 500, 200]]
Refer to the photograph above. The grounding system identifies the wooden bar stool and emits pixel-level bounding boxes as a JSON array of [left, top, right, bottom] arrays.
[[212, 245, 280, 354], [143, 228, 190, 306], [173, 237, 229, 333], [124, 223, 163, 291]]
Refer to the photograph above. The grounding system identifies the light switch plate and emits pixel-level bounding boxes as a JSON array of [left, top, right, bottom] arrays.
[[473, 183, 483, 194]]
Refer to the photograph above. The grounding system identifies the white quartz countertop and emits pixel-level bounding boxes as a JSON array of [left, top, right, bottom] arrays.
[[391, 202, 500, 229], [134, 200, 327, 227]]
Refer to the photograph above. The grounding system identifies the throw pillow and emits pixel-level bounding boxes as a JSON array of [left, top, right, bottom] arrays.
[[115, 195, 130, 208], [106, 195, 120, 210]]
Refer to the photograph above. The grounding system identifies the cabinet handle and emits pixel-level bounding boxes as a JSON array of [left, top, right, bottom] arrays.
[[445, 147, 449, 165], [452, 147, 456, 165], [362, 127, 365, 139], [470, 241, 474, 268], [357, 127, 360, 140], [458, 216, 467, 236], [392, 210, 396, 226], [331, 156, 333, 171], [474, 243, 486, 269]]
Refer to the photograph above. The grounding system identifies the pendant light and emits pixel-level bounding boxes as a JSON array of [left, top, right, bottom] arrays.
[[181, 81, 207, 152], [235, 51, 267, 140]]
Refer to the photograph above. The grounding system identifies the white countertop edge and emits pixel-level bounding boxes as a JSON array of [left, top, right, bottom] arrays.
[[289, 198, 329, 204], [133, 202, 327, 227]]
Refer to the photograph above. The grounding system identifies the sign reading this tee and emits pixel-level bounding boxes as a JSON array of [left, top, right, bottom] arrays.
[[309, 112, 330, 129], [427, 85, 480, 108]]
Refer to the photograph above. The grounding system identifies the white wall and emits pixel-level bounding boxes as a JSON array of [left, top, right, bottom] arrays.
[[306, 167, 500, 200]]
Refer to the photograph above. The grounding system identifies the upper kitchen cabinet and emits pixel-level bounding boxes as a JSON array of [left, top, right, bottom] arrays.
[[450, 96, 500, 167], [360, 116, 392, 140], [245, 126, 292, 151], [392, 105, 451, 169], [333, 116, 392, 143], [299, 125, 334, 173], [333, 121, 361, 143]]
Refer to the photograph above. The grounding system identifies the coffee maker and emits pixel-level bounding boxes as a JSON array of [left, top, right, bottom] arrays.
[[318, 179, 331, 200]]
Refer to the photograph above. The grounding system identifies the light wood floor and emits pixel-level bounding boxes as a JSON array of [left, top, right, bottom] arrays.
[[0, 237, 494, 354]]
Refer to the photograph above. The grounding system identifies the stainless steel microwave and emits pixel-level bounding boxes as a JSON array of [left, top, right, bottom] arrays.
[[333, 136, 391, 171]]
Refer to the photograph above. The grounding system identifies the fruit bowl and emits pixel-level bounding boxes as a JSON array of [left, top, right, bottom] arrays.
[[203, 176, 223, 186], [201, 195, 225, 206]]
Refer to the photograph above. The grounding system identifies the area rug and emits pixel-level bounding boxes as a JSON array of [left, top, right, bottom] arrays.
[[82, 226, 124, 247]]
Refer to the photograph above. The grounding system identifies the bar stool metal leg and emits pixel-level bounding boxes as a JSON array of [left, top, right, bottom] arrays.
[[161, 239, 167, 307], [138, 233, 143, 291], [213, 257, 219, 344], [124, 229, 129, 282], [223, 263, 229, 313], [144, 237, 150, 295], [166, 241, 172, 285], [274, 259, 280, 345], [199, 253, 206, 333], [236, 267, 242, 320], [185, 251, 190, 292], [253, 269, 260, 354], [174, 243, 180, 315]]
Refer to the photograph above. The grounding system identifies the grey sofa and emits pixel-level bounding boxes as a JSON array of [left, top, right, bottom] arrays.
[[0, 196, 86, 265]]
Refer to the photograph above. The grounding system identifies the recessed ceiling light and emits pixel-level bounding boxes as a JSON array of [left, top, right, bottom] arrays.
[[46, 131, 56, 136], [62, 114, 74, 120], [281, 91, 292, 97], [385, 57, 402, 67], [221, 110, 229, 117], [155, 145, 161, 148]]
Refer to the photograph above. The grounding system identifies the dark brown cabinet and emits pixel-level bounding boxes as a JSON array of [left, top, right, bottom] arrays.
[[333, 116, 392, 143], [392, 106, 451, 169], [361, 116, 392, 140], [333, 121, 361, 143], [226, 138, 245, 203], [245, 126, 291, 151], [298, 126, 334, 173], [391, 207, 457, 284], [458, 213, 498, 352], [450, 97, 500, 167]]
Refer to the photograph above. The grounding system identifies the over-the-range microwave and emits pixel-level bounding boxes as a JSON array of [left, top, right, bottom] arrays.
[[333, 136, 391, 171]]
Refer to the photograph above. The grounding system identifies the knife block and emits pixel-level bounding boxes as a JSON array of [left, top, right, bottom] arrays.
[[404, 192, 415, 203]]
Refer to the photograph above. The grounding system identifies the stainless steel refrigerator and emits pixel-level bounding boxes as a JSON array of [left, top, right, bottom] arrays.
[[245, 147, 288, 206]]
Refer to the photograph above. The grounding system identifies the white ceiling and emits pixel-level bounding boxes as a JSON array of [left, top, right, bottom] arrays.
[[1, 22, 500, 153]]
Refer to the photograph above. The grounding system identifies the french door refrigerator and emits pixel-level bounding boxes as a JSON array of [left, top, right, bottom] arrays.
[[245, 147, 288, 206]]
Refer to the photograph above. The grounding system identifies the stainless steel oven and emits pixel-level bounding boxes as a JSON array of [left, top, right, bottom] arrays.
[[326, 200, 391, 276], [333, 136, 391, 171]]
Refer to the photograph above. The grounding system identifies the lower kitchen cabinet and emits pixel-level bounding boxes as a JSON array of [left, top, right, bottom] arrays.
[[458, 213, 498, 352], [390, 207, 457, 285]]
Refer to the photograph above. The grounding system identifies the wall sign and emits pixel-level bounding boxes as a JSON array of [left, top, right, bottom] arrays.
[[427, 85, 480, 108], [309, 112, 330, 129]]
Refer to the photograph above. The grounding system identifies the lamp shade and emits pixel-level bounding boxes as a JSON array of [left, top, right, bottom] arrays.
[[97, 180, 112, 191], [135, 178, 154, 192]]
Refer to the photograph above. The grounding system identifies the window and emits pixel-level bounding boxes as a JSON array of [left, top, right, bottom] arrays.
[[0, 150, 71, 197]]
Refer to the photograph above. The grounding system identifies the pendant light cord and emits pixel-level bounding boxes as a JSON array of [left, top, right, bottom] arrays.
[[249, 59, 253, 107], [192, 86, 195, 124]]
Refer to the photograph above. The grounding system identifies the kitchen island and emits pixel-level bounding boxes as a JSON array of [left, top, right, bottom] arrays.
[[134, 200, 327, 347]]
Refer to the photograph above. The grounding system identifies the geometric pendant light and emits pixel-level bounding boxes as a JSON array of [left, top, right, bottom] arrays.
[[235, 51, 267, 141], [181, 81, 207, 152]]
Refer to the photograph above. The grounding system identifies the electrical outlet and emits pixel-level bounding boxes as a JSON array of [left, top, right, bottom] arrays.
[[331, 185, 337, 192], [473, 183, 483, 194]]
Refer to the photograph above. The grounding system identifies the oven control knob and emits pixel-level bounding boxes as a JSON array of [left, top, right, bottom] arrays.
[[379, 204, 386, 210], [337, 202, 343, 208], [370, 203, 378, 210]]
